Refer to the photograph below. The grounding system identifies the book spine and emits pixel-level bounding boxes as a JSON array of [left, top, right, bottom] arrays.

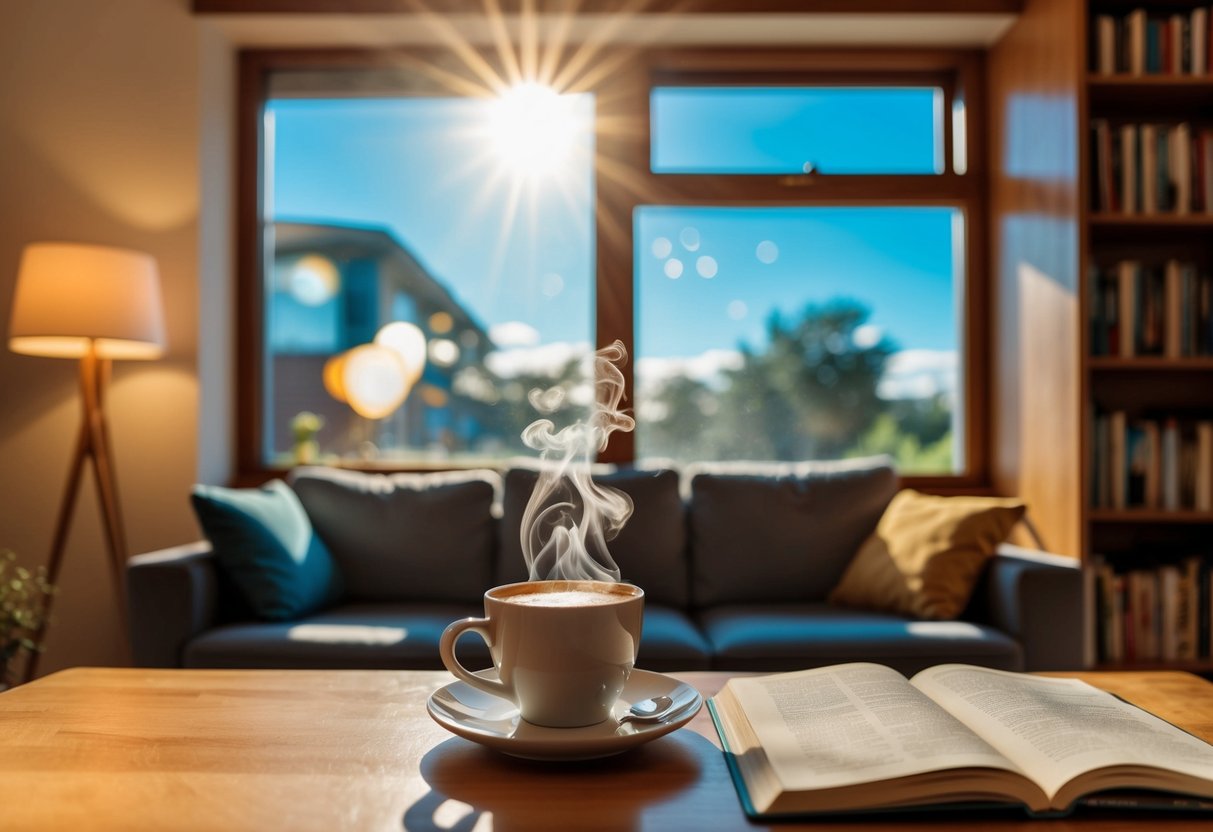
[[1129, 9, 1146, 76], [1197, 421, 1213, 512], [1112, 410, 1128, 510], [1097, 15, 1117, 75], [1142, 124, 1158, 214], [1121, 124, 1139, 214], [1118, 262, 1137, 357], [1163, 417, 1181, 511], [1195, 9, 1208, 75]]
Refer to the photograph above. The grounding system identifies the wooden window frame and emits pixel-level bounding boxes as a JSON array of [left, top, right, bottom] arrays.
[[235, 46, 989, 490]]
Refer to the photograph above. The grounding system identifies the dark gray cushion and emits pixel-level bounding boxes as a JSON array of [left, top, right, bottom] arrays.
[[686, 457, 897, 607], [497, 468, 689, 607], [289, 467, 500, 604], [698, 603, 1023, 675], [183, 602, 488, 670], [634, 604, 712, 672]]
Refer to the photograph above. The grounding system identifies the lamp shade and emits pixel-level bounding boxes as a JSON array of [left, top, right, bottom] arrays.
[[9, 242, 166, 360]]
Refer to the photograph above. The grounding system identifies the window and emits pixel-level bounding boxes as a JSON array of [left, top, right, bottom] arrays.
[[255, 81, 596, 466], [634, 205, 962, 471], [239, 50, 983, 482]]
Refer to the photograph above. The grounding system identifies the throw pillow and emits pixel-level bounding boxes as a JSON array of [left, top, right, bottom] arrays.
[[191, 479, 343, 621], [288, 467, 500, 604], [828, 489, 1026, 620], [686, 457, 899, 607]]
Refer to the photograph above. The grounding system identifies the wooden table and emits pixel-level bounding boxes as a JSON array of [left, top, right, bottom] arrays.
[[1, 668, 1211, 831]]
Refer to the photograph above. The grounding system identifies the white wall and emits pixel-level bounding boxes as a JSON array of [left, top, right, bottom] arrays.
[[0, 0, 210, 676]]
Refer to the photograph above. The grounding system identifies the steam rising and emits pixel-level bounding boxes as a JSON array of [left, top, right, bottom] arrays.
[[520, 341, 636, 582]]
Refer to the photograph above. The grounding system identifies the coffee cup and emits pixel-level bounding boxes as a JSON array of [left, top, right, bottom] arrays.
[[439, 580, 645, 728]]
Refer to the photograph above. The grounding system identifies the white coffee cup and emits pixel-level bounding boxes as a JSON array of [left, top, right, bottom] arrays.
[[440, 580, 645, 728]]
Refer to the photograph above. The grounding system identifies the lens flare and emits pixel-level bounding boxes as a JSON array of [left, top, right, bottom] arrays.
[[486, 81, 588, 181]]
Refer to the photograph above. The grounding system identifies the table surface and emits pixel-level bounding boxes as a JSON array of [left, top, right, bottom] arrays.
[[1, 668, 1211, 831]]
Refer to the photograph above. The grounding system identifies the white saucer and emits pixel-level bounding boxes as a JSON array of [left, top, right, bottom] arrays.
[[426, 668, 703, 761]]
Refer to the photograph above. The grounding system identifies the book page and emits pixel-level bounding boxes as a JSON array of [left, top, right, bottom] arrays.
[[726, 663, 1025, 792], [912, 665, 1213, 803]]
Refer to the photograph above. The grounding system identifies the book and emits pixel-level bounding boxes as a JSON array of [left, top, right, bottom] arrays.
[[709, 663, 1213, 818]]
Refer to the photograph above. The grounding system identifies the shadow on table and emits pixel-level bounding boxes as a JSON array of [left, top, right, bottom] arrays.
[[403, 730, 713, 832]]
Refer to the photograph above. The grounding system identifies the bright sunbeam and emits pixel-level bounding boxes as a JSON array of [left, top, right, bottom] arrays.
[[485, 81, 589, 181]]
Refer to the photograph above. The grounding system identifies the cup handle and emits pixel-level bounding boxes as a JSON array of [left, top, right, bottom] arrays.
[[439, 617, 513, 702]]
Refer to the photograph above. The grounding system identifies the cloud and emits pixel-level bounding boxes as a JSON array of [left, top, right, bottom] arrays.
[[485, 340, 592, 378], [878, 349, 958, 400], [636, 349, 744, 392], [489, 320, 541, 348]]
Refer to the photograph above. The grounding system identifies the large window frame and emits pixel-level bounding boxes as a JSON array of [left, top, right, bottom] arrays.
[[236, 47, 988, 490]]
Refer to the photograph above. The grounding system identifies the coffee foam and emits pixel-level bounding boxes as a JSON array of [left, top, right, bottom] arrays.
[[507, 589, 624, 608]]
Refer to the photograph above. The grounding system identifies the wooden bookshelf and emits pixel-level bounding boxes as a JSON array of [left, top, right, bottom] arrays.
[[1083, 0, 1213, 671]]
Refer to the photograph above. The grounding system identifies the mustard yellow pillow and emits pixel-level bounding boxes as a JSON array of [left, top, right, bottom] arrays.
[[828, 490, 1026, 620]]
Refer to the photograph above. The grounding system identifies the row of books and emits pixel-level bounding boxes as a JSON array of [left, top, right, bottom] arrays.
[[1092, 8, 1211, 75], [1091, 412, 1213, 511], [1090, 556, 1213, 664], [1089, 259, 1213, 357], [1090, 121, 1213, 215]]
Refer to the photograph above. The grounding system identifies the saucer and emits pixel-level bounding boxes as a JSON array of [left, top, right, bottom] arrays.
[[426, 668, 703, 761]]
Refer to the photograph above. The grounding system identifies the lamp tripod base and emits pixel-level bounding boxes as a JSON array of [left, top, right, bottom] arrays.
[[23, 349, 131, 684]]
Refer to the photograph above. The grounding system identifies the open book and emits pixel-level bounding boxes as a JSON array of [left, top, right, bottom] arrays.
[[709, 663, 1213, 818]]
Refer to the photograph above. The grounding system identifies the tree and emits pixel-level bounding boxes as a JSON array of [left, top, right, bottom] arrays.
[[711, 299, 897, 460]]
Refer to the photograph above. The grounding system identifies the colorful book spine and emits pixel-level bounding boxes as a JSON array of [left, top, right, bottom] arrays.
[[1094, 8, 1212, 77], [1093, 555, 1213, 665]]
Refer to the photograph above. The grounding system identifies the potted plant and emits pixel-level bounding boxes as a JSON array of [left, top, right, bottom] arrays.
[[0, 549, 54, 690], [290, 411, 325, 464]]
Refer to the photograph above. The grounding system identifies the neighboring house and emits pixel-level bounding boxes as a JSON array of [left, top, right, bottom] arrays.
[[269, 220, 493, 461]]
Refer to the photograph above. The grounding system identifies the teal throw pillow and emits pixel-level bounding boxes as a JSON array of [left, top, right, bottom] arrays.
[[191, 480, 343, 621]]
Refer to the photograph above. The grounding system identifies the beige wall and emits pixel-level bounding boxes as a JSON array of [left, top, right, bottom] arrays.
[[0, 0, 212, 676]]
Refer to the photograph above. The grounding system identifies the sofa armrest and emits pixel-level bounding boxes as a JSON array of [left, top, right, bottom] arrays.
[[967, 544, 1084, 671], [126, 541, 220, 667]]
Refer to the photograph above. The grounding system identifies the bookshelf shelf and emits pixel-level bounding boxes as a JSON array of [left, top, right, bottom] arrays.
[[1089, 75, 1213, 85], [1088, 357, 1213, 370], [1089, 213, 1213, 228], [1088, 509, 1213, 524], [1094, 659, 1213, 673]]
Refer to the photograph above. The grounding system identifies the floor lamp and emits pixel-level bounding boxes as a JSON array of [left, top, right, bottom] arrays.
[[8, 243, 165, 683]]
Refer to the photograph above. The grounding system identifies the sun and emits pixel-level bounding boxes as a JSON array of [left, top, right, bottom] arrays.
[[484, 81, 591, 182]]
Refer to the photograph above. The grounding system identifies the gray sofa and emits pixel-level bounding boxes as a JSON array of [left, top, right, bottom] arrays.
[[127, 460, 1084, 675]]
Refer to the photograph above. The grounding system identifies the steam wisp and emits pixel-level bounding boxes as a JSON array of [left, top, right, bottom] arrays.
[[520, 341, 636, 582]]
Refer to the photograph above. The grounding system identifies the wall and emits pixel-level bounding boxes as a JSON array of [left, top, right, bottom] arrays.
[[986, 0, 1083, 557], [0, 0, 210, 676]]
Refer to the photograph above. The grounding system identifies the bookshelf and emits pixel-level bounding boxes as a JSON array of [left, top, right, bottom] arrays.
[[1084, 0, 1213, 671]]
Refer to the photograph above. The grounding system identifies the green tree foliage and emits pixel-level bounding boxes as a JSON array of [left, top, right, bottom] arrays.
[[639, 299, 954, 471]]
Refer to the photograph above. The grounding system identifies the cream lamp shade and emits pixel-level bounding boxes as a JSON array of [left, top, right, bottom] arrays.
[[9, 242, 166, 360]]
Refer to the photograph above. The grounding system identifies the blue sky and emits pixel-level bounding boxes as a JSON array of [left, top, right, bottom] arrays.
[[269, 89, 957, 363]]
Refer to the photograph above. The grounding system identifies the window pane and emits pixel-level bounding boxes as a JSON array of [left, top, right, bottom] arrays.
[[651, 86, 943, 175], [634, 206, 963, 473], [264, 92, 595, 466]]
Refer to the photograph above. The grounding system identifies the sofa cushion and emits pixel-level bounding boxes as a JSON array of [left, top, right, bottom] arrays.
[[686, 457, 898, 607], [634, 604, 712, 672], [829, 490, 1027, 620], [190, 480, 342, 621], [289, 467, 500, 604], [497, 467, 689, 607], [183, 602, 488, 670], [698, 603, 1023, 675]]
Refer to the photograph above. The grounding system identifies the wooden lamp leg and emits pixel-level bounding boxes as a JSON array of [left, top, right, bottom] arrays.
[[23, 349, 131, 683]]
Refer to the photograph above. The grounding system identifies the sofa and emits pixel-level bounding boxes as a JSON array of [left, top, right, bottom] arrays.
[[127, 459, 1084, 675]]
